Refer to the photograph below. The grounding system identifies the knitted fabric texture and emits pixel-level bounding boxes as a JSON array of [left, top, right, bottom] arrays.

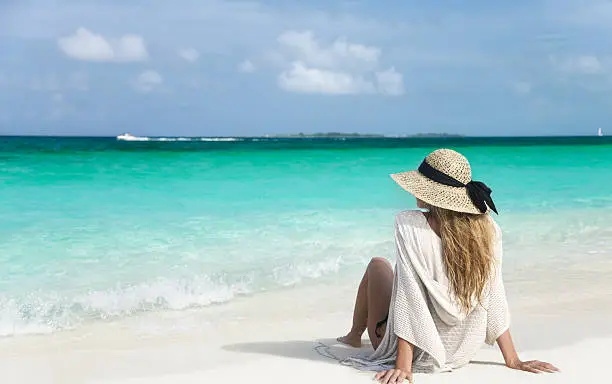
[[343, 210, 511, 373]]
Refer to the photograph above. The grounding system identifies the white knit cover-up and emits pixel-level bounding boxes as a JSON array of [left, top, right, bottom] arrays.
[[343, 210, 511, 373]]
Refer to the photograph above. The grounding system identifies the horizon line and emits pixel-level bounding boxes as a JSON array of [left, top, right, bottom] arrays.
[[0, 134, 607, 139]]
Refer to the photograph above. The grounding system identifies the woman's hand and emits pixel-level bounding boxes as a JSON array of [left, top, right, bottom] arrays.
[[507, 358, 559, 374], [497, 330, 559, 374], [376, 337, 414, 383], [374, 368, 412, 384]]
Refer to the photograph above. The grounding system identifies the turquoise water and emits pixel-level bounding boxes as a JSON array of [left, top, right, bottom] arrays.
[[1, 136, 611, 336]]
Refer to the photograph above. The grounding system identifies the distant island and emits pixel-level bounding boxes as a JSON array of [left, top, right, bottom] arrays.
[[272, 132, 384, 138], [406, 133, 464, 138], [269, 132, 463, 138]]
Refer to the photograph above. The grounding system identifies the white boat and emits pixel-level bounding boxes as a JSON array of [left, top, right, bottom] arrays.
[[597, 127, 603, 137], [117, 133, 134, 140], [116, 133, 148, 141]]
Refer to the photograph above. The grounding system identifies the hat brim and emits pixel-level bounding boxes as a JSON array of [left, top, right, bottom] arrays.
[[390, 170, 483, 215]]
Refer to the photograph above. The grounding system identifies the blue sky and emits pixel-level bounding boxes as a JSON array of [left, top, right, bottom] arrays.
[[0, 0, 611, 136]]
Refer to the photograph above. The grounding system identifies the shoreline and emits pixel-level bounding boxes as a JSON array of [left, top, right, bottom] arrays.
[[2, 266, 611, 383], [1, 248, 608, 339]]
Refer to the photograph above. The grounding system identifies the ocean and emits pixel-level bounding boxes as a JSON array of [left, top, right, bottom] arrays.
[[1, 136, 611, 337]]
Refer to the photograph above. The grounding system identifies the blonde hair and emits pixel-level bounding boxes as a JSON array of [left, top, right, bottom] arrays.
[[426, 204, 496, 313]]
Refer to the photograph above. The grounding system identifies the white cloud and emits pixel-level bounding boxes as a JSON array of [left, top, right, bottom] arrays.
[[178, 47, 200, 62], [276, 30, 380, 72], [375, 67, 404, 96], [553, 55, 604, 74], [239, 60, 256, 73], [133, 70, 163, 93], [57, 27, 148, 62], [278, 61, 375, 95], [571, 56, 603, 74], [513, 81, 532, 94], [255, 30, 403, 96]]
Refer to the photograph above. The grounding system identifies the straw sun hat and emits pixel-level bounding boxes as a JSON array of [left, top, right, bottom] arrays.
[[390, 148, 498, 215]]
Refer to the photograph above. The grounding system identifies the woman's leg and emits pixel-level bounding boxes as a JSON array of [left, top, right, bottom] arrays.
[[337, 266, 370, 347], [337, 257, 394, 349]]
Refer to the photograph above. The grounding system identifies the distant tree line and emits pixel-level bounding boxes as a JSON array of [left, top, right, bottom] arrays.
[[270, 132, 463, 138]]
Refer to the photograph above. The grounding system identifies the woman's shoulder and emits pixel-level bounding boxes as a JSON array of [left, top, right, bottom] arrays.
[[395, 210, 502, 238], [394, 209, 424, 221], [394, 209, 429, 230]]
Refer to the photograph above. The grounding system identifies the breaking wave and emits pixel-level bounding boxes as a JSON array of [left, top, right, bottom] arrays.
[[0, 257, 348, 337]]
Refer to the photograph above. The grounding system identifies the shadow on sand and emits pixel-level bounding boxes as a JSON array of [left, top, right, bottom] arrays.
[[468, 361, 506, 367], [222, 338, 371, 364], [223, 338, 506, 368]]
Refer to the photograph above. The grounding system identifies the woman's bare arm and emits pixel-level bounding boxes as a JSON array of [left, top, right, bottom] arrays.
[[396, 337, 414, 372], [496, 329, 520, 367], [497, 329, 559, 373]]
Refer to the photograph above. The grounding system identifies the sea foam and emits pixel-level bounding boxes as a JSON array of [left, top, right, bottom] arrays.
[[0, 256, 350, 336]]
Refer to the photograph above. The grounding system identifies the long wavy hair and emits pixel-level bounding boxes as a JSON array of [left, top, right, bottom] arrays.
[[426, 204, 497, 313]]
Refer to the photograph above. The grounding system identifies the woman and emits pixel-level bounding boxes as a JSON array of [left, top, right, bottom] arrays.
[[338, 149, 558, 384]]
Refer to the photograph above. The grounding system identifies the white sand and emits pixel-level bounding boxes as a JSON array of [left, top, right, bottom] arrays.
[[2, 271, 610, 384], [93, 337, 611, 384]]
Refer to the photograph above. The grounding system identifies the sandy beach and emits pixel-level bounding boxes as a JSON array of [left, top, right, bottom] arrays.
[[5, 0, 612, 379], [2, 260, 610, 384]]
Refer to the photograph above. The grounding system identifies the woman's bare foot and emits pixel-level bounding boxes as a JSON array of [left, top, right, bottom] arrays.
[[337, 333, 363, 348]]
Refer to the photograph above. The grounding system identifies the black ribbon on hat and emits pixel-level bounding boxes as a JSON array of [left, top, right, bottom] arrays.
[[418, 160, 498, 214]]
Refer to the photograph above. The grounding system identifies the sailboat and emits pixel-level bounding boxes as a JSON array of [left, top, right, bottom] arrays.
[[597, 127, 603, 137]]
